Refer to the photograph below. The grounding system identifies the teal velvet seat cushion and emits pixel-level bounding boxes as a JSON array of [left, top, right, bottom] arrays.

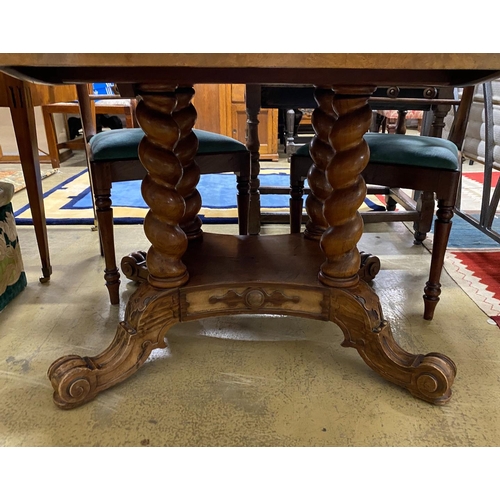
[[295, 133, 460, 171], [89, 128, 247, 161]]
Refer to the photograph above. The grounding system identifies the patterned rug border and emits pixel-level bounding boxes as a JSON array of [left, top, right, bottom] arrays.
[[0, 168, 59, 193], [445, 250, 500, 322], [421, 230, 500, 324], [13, 168, 386, 225]]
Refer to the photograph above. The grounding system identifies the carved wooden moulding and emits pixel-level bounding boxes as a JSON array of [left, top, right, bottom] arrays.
[[180, 284, 330, 321]]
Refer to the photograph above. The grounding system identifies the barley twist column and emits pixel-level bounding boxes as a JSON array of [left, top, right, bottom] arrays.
[[304, 87, 335, 240], [135, 84, 189, 289], [318, 87, 375, 287], [173, 86, 203, 240]]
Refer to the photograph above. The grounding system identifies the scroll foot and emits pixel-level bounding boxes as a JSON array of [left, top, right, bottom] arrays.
[[331, 282, 456, 405], [47, 284, 179, 409]]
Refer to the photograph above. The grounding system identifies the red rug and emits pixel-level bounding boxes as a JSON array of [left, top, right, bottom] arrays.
[[444, 171, 500, 324], [463, 171, 500, 187], [378, 174, 500, 325], [444, 250, 500, 326]]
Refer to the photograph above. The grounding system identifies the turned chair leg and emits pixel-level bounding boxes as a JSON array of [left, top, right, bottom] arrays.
[[381, 116, 387, 133], [290, 171, 305, 234], [423, 198, 454, 320], [236, 173, 250, 235], [385, 194, 397, 211], [395, 110, 408, 135], [91, 166, 120, 305], [413, 190, 435, 244]]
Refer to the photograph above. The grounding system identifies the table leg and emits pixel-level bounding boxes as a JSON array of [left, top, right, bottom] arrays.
[[4, 75, 52, 282], [47, 83, 458, 409], [304, 87, 334, 240], [174, 86, 203, 240], [311, 85, 456, 404], [135, 84, 190, 289], [48, 83, 192, 409]]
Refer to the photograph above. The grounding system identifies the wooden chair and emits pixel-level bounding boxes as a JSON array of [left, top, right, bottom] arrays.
[[42, 94, 138, 169], [289, 86, 475, 320], [76, 84, 251, 305], [255, 86, 456, 229], [373, 109, 423, 134]]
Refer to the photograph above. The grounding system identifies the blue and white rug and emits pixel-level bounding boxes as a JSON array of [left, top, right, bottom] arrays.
[[14, 168, 385, 225]]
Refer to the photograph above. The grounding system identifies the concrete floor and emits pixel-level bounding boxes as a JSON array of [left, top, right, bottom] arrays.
[[1, 161, 500, 448]]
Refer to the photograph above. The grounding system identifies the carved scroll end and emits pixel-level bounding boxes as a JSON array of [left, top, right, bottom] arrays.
[[121, 251, 148, 283], [409, 352, 457, 405], [358, 252, 381, 282], [48, 354, 98, 410]]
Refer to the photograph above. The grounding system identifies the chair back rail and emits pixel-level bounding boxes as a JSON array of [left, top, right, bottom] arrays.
[[447, 85, 475, 149]]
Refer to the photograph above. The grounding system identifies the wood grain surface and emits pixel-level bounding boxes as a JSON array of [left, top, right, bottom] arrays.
[[2, 54, 500, 87]]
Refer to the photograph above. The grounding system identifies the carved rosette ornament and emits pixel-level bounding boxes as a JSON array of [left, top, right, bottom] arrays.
[[209, 287, 300, 310], [135, 84, 189, 289]]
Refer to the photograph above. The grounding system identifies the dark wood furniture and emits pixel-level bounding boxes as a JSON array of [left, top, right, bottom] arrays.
[[374, 109, 423, 134], [250, 85, 457, 233], [289, 87, 474, 320], [193, 84, 279, 161], [2, 54, 499, 410], [75, 84, 251, 305]]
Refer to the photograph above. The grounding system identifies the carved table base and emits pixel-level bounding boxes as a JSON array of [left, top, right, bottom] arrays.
[[48, 233, 456, 409], [120, 249, 381, 284]]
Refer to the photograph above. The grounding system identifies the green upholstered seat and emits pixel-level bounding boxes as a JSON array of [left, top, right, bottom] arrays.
[[89, 128, 247, 161], [295, 133, 460, 171]]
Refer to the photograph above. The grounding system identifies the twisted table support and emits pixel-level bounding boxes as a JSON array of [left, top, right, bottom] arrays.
[[47, 84, 458, 409], [136, 84, 190, 289], [173, 86, 203, 240], [306, 85, 457, 403], [316, 87, 372, 286], [304, 87, 334, 240]]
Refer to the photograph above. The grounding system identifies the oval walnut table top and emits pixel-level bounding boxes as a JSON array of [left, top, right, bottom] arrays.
[[1, 53, 500, 87]]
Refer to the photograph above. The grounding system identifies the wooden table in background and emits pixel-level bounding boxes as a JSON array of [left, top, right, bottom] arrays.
[[0, 73, 76, 282], [2, 54, 499, 409]]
